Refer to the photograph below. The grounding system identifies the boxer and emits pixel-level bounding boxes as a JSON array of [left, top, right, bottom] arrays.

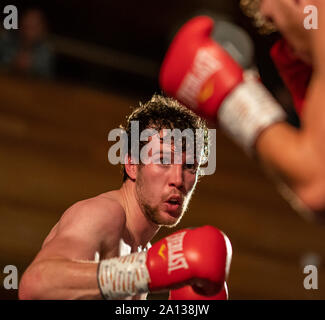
[[160, 0, 325, 221], [18, 94, 232, 300]]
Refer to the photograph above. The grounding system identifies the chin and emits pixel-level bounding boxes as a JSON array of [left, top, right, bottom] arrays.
[[156, 210, 183, 228]]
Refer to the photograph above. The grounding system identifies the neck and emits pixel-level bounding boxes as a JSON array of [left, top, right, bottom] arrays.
[[118, 180, 160, 248]]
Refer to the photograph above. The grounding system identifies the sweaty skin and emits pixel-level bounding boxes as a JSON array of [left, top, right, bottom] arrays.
[[254, 0, 325, 216], [18, 133, 198, 299]]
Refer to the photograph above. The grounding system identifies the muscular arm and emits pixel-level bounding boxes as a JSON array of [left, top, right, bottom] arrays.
[[18, 198, 126, 299], [255, 4, 325, 216], [256, 116, 325, 216], [256, 78, 325, 215], [158, 12, 325, 217]]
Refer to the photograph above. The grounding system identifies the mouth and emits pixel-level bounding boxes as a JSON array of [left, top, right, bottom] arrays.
[[164, 196, 182, 214]]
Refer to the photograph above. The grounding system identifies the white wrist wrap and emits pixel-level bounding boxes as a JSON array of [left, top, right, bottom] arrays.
[[98, 251, 150, 300], [218, 71, 286, 153]]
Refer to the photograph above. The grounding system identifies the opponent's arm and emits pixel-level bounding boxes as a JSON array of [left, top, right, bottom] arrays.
[[160, 16, 325, 218], [257, 1, 325, 215]]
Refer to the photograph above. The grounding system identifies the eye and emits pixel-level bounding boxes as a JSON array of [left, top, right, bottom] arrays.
[[184, 163, 198, 173]]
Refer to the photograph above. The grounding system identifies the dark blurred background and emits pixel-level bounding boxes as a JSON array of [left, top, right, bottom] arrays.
[[0, 0, 324, 300]]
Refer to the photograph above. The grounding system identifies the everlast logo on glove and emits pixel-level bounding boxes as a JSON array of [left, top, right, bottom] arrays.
[[177, 49, 221, 108], [166, 231, 189, 274]]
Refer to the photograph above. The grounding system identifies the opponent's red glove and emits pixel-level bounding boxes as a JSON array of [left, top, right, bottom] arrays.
[[160, 16, 243, 122], [270, 38, 312, 116], [169, 282, 228, 300], [160, 16, 286, 152], [98, 225, 232, 299]]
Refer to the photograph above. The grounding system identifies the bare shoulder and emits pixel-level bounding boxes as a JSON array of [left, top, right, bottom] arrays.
[[60, 192, 126, 235], [41, 191, 126, 251]]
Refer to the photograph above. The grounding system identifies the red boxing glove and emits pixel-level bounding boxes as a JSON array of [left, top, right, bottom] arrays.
[[160, 16, 243, 122], [169, 282, 229, 300], [270, 39, 312, 116], [160, 16, 286, 152], [98, 225, 232, 299], [147, 226, 232, 296]]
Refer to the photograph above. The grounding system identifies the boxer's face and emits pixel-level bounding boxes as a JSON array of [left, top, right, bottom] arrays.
[[260, 0, 315, 63], [135, 131, 199, 227]]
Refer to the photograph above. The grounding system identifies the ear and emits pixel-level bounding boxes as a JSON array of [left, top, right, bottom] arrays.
[[124, 154, 138, 181]]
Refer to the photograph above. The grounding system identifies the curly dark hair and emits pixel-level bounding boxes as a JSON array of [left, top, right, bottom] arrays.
[[120, 94, 209, 181], [240, 0, 277, 35]]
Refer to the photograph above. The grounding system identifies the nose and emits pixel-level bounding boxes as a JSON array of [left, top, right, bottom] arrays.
[[168, 164, 184, 190]]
